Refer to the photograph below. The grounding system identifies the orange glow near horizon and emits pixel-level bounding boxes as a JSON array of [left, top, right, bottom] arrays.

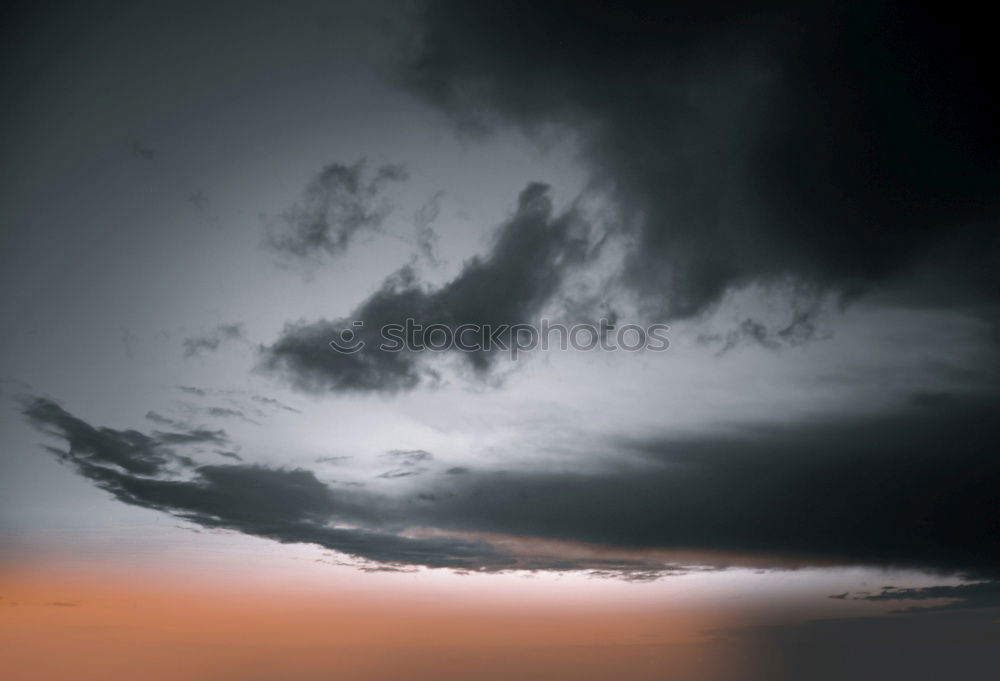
[[0, 563, 759, 681]]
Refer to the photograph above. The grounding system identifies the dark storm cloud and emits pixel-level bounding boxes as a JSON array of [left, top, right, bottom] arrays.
[[412, 394, 1000, 578], [260, 183, 587, 392], [20, 393, 1000, 579], [182, 323, 245, 357], [20, 396, 512, 571], [17, 397, 692, 576], [401, 1, 1000, 318], [268, 159, 408, 259]]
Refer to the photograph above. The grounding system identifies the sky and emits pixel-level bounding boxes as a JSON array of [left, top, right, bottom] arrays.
[[1, 1, 998, 679]]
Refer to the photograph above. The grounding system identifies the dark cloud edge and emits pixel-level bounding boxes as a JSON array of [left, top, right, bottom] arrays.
[[18, 391, 1000, 589], [396, 1, 1000, 320]]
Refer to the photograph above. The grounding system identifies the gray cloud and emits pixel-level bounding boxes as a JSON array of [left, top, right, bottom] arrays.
[[151, 428, 228, 446], [413, 190, 443, 265], [846, 581, 1000, 612], [214, 450, 243, 462], [407, 394, 1000, 578], [24, 398, 187, 476], [316, 455, 352, 464], [383, 448, 433, 465], [696, 310, 827, 356], [182, 323, 245, 358], [401, 2, 1000, 319], [268, 159, 408, 259], [260, 183, 588, 393], [20, 392, 1000, 579], [144, 410, 185, 429], [20, 396, 512, 571], [203, 406, 258, 424], [250, 395, 301, 414], [376, 450, 435, 479], [377, 468, 429, 480]]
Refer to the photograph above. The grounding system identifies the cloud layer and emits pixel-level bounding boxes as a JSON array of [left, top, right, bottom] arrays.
[[401, 1, 999, 317], [22, 391, 1000, 581]]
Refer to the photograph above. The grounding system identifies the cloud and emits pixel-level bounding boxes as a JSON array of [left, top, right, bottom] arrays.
[[182, 323, 245, 358], [250, 395, 301, 414], [383, 449, 433, 465], [400, 2, 1000, 318], [377, 468, 429, 479], [260, 183, 588, 393], [378, 449, 434, 479], [413, 190, 443, 265], [847, 581, 1000, 612], [214, 450, 244, 462], [20, 392, 1000, 579], [204, 406, 258, 424], [407, 393, 1000, 578], [268, 159, 408, 259], [20, 396, 512, 571], [151, 428, 228, 446], [696, 309, 828, 356], [144, 410, 185, 429], [23, 398, 188, 476], [316, 455, 352, 464]]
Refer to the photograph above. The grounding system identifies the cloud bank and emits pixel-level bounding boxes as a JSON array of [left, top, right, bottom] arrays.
[[401, 1, 999, 318], [22, 391, 1000, 582]]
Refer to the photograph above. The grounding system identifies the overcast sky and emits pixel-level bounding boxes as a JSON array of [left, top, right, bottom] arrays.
[[2, 2, 998, 679]]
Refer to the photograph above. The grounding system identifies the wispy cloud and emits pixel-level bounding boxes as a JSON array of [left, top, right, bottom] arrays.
[[182, 323, 246, 358], [268, 159, 408, 260]]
